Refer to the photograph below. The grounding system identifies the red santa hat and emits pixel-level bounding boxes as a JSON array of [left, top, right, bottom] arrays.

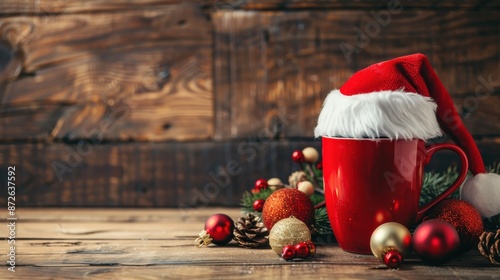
[[315, 53, 500, 218]]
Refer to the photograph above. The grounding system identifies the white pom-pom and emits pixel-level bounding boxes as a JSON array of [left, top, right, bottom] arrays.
[[460, 173, 500, 218]]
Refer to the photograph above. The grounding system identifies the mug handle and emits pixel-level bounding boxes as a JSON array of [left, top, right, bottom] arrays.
[[415, 143, 469, 222]]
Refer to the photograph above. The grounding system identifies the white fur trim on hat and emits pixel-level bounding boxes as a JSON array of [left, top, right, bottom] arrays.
[[460, 173, 500, 218], [314, 90, 442, 140]]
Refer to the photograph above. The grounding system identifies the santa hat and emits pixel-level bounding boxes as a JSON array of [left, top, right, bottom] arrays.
[[315, 53, 500, 218]]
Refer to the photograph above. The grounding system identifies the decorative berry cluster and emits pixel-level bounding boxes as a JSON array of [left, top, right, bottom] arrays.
[[249, 147, 323, 198], [281, 240, 316, 261]]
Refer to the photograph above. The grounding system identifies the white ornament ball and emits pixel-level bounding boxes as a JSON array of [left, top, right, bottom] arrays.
[[268, 177, 283, 186], [268, 177, 284, 191], [297, 181, 314, 197], [302, 147, 319, 163]]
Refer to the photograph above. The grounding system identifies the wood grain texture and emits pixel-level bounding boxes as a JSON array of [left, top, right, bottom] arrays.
[[238, 0, 500, 10], [0, 141, 321, 207], [0, 139, 499, 207], [1, 0, 499, 15], [0, 3, 213, 141], [213, 10, 500, 140], [0, 208, 498, 279], [0, 0, 215, 14]]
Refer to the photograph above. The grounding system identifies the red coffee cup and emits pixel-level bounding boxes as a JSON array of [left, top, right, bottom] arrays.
[[322, 137, 468, 254]]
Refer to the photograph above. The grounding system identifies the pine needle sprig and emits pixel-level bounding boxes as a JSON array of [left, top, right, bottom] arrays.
[[240, 189, 273, 214], [488, 162, 500, 174], [313, 207, 333, 235], [420, 166, 460, 206], [310, 193, 325, 206]]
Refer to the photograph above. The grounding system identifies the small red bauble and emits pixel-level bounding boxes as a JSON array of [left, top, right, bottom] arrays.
[[204, 213, 235, 245], [254, 178, 268, 191], [315, 162, 323, 170], [425, 199, 483, 252], [307, 240, 316, 257], [412, 219, 460, 265], [294, 241, 310, 258], [262, 188, 315, 230], [282, 245, 296, 261], [291, 150, 305, 163], [383, 250, 403, 269], [253, 199, 265, 212]]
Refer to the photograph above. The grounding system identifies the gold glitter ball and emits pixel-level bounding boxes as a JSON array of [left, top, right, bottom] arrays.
[[269, 216, 311, 255]]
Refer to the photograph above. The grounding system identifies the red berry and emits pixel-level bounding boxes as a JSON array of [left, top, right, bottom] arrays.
[[282, 245, 296, 261], [294, 242, 310, 258], [253, 199, 265, 212], [254, 178, 268, 190], [315, 162, 322, 170], [307, 240, 316, 257], [292, 150, 305, 163], [383, 250, 403, 269]]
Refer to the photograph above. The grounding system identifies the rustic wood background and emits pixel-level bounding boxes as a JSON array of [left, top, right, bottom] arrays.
[[1, 0, 499, 207]]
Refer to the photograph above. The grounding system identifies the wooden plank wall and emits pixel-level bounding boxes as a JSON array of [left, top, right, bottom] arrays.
[[0, 0, 499, 207]]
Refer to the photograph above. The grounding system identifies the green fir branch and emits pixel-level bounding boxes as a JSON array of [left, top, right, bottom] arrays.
[[420, 166, 460, 207], [310, 193, 325, 206], [240, 188, 273, 215], [314, 207, 332, 235]]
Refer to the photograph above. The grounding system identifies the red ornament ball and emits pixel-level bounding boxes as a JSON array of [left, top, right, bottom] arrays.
[[412, 219, 460, 265], [282, 245, 296, 261], [253, 199, 265, 212], [425, 198, 483, 252], [383, 250, 403, 269], [254, 178, 268, 191], [204, 213, 235, 245], [292, 150, 305, 163], [262, 188, 314, 230], [294, 241, 310, 258]]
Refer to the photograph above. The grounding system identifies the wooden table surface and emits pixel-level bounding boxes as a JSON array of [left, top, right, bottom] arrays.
[[1, 208, 499, 279]]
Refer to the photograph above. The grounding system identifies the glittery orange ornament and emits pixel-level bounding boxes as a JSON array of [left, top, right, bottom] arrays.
[[425, 198, 484, 251], [262, 188, 314, 230]]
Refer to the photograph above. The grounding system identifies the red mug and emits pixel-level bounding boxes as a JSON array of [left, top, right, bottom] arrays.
[[322, 137, 468, 254]]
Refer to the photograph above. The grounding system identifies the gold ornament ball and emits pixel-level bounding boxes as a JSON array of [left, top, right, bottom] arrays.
[[269, 216, 311, 255], [297, 181, 314, 197], [370, 222, 412, 261], [302, 147, 319, 163]]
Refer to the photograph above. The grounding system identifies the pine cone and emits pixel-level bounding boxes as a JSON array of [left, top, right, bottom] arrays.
[[289, 171, 307, 189], [478, 229, 500, 265], [233, 213, 269, 248]]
